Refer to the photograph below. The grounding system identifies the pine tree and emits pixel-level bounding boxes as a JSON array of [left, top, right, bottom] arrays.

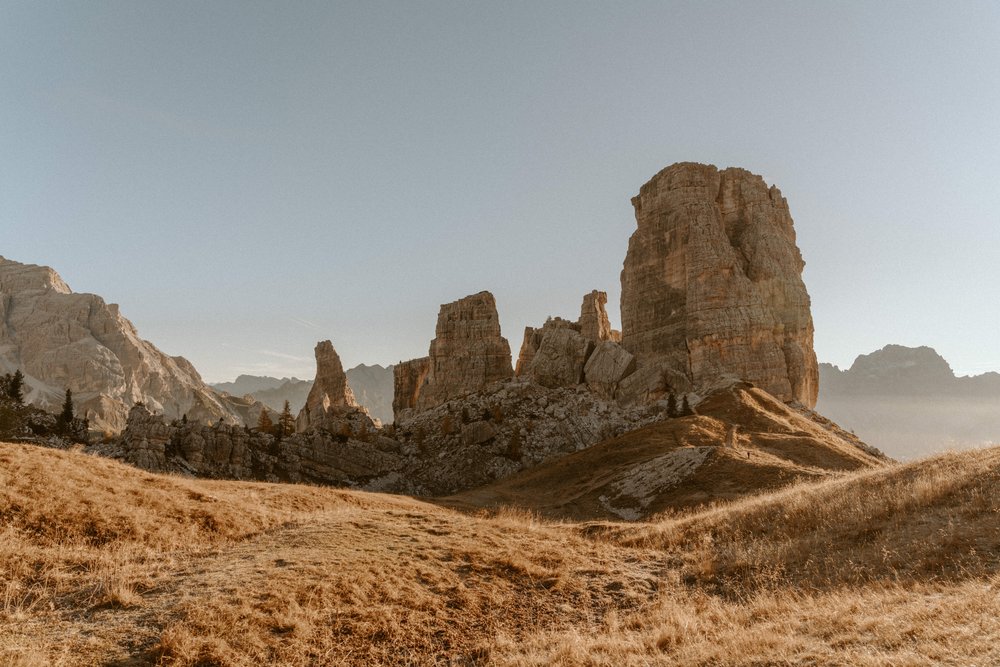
[[257, 409, 274, 434], [59, 388, 74, 432], [278, 400, 295, 437], [681, 395, 694, 417], [10, 370, 24, 404], [666, 393, 678, 418]]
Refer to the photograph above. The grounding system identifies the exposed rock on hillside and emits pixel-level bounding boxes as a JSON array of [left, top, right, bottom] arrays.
[[443, 383, 885, 520], [515, 318, 578, 376], [619, 163, 818, 407], [121, 404, 405, 490], [393, 292, 513, 420], [0, 256, 244, 432], [529, 329, 594, 388]]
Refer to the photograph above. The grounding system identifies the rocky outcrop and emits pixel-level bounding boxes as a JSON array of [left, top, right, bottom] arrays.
[[393, 292, 513, 420], [514, 318, 578, 376], [619, 163, 818, 407], [515, 291, 634, 394], [296, 340, 374, 433], [529, 329, 594, 389], [0, 256, 244, 432], [393, 357, 430, 418], [578, 290, 619, 343], [583, 341, 636, 396], [120, 404, 407, 490]]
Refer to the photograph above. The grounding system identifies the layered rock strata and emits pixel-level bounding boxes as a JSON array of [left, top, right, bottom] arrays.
[[393, 291, 513, 420], [619, 162, 819, 407], [0, 256, 244, 432]]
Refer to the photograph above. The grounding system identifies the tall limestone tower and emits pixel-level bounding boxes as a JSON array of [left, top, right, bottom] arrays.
[[619, 162, 819, 407]]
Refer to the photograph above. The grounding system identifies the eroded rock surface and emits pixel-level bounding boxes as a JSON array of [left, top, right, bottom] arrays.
[[0, 256, 244, 432], [393, 292, 513, 420], [296, 340, 364, 431], [619, 162, 818, 407]]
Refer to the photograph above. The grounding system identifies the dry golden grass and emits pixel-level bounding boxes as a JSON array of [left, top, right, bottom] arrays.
[[2, 441, 998, 665]]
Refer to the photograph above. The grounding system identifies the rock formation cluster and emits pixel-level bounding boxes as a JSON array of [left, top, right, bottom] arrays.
[[0, 256, 245, 432], [393, 292, 513, 419], [515, 291, 635, 398], [619, 163, 818, 407]]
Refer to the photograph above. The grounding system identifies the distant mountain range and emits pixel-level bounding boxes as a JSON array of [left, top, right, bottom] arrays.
[[817, 345, 1000, 459], [210, 364, 394, 424]]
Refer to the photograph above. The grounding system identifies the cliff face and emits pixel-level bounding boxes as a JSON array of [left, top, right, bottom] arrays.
[[0, 256, 244, 431], [619, 163, 818, 407], [393, 291, 513, 420]]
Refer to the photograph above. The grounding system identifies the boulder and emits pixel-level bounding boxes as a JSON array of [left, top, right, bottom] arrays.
[[529, 328, 594, 389], [584, 341, 636, 396]]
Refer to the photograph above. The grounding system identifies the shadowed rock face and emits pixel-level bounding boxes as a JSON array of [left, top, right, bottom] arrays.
[[620, 162, 818, 407], [393, 291, 513, 419], [0, 256, 244, 431]]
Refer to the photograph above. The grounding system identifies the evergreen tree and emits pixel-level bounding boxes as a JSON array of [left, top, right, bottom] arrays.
[[181, 413, 188, 424], [59, 388, 74, 433], [59, 388, 74, 425], [278, 400, 295, 437], [666, 393, 678, 418], [681, 395, 694, 417], [257, 409, 274, 434], [10, 370, 24, 404]]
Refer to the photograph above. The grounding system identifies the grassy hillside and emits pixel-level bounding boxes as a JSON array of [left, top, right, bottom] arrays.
[[2, 441, 998, 665]]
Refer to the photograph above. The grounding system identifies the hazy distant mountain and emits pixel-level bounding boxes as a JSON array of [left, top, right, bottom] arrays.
[[210, 375, 304, 397], [817, 345, 1000, 459], [211, 364, 394, 424], [344, 364, 394, 425]]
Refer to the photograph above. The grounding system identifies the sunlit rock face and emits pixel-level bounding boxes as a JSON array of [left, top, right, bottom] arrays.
[[0, 256, 243, 432], [619, 162, 818, 407], [295, 340, 364, 431], [393, 291, 513, 420]]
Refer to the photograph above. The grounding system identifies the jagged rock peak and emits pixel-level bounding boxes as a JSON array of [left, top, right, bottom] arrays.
[[620, 162, 819, 407], [393, 291, 513, 419], [579, 290, 617, 343], [0, 256, 243, 432], [515, 290, 622, 378], [0, 256, 72, 294], [296, 340, 361, 430]]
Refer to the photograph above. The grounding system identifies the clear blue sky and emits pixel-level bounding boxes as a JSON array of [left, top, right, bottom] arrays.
[[3, 1, 998, 381]]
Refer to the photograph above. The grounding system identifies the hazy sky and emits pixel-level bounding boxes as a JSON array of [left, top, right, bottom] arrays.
[[3, 1, 998, 382]]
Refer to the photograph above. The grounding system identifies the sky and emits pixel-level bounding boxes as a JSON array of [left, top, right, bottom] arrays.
[[2, 1, 998, 382]]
